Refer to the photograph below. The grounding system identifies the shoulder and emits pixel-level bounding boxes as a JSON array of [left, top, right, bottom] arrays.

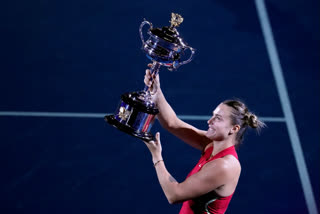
[[223, 154, 241, 173], [203, 155, 241, 179]]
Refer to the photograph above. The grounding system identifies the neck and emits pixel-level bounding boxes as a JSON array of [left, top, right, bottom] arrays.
[[211, 138, 235, 157]]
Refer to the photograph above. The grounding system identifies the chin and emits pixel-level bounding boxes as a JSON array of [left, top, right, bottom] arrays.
[[205, 132, 215, 140], [206, 132, 225, 142]]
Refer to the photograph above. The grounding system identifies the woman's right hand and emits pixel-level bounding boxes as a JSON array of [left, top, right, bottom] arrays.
[[144, 63, 161, 97]]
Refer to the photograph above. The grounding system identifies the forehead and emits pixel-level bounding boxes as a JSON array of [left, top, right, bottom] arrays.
[[213, 104, 232, 117]]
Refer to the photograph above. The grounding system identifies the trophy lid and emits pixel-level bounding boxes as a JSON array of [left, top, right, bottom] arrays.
[[149, 13, 187, 47]]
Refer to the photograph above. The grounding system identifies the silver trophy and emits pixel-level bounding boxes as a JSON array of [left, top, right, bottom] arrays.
[[105, 13, 195, 141]]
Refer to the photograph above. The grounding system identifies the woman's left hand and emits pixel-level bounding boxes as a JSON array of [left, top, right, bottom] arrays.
[[144, 132, 162, 162]]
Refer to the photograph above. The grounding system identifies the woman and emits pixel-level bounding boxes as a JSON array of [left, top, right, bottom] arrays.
[[143, 64, 265, 214]]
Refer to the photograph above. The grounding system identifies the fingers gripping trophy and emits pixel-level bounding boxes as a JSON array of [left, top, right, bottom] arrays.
[[105, 13, 195, 141]]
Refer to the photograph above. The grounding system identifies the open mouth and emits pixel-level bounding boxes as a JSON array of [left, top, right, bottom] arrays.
[[208, 127, 215, 133], [208, 125, 215, 130]]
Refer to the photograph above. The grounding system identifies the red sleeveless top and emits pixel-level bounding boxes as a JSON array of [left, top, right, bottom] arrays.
[[179, 145, 238, 214]]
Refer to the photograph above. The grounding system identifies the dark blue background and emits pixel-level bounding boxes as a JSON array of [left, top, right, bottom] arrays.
[[0, 0, 319, 213]]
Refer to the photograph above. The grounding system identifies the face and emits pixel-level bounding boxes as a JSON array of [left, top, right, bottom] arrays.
[[206, 103, 238, 141]]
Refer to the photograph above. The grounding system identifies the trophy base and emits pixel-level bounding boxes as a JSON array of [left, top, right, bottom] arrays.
[[105, 91, 158, 142], [105, 115, 155, 141]]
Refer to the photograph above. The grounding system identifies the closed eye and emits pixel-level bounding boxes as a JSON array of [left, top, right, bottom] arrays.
[[215, 116, 222, 121], [211, 113, 223, 121]]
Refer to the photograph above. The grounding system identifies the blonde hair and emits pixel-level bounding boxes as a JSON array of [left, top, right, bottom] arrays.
[[223, 99, 266, 147]]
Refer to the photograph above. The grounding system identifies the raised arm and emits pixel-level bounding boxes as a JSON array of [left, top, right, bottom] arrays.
[[144, 65, 211, 151], [156, 89, 210, 150]]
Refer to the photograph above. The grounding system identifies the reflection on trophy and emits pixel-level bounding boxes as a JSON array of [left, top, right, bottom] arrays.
[[105, 13, 195, 141]]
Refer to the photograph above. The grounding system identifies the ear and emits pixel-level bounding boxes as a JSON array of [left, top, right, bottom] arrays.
[[229, 125, 240, 135]]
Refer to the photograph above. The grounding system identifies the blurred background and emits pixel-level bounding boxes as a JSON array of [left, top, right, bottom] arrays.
[[0, 0, 319, 213]]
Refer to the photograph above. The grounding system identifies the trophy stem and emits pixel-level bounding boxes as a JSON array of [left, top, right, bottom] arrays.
[[143, 61, 161, 92]]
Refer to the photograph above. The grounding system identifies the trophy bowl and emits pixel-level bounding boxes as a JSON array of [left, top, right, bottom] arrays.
[[105, 13, 195, 141]]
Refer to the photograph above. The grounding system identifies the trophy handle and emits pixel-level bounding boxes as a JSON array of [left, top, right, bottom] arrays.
[[139, 20, 153, 46], [174, 46, 196, 70]]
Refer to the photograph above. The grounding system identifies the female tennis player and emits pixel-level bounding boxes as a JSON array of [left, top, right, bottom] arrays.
[[143, 64, 265, 214]]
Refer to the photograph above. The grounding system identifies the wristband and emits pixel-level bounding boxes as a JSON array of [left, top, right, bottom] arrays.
[[153, 159, 163, 167]]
